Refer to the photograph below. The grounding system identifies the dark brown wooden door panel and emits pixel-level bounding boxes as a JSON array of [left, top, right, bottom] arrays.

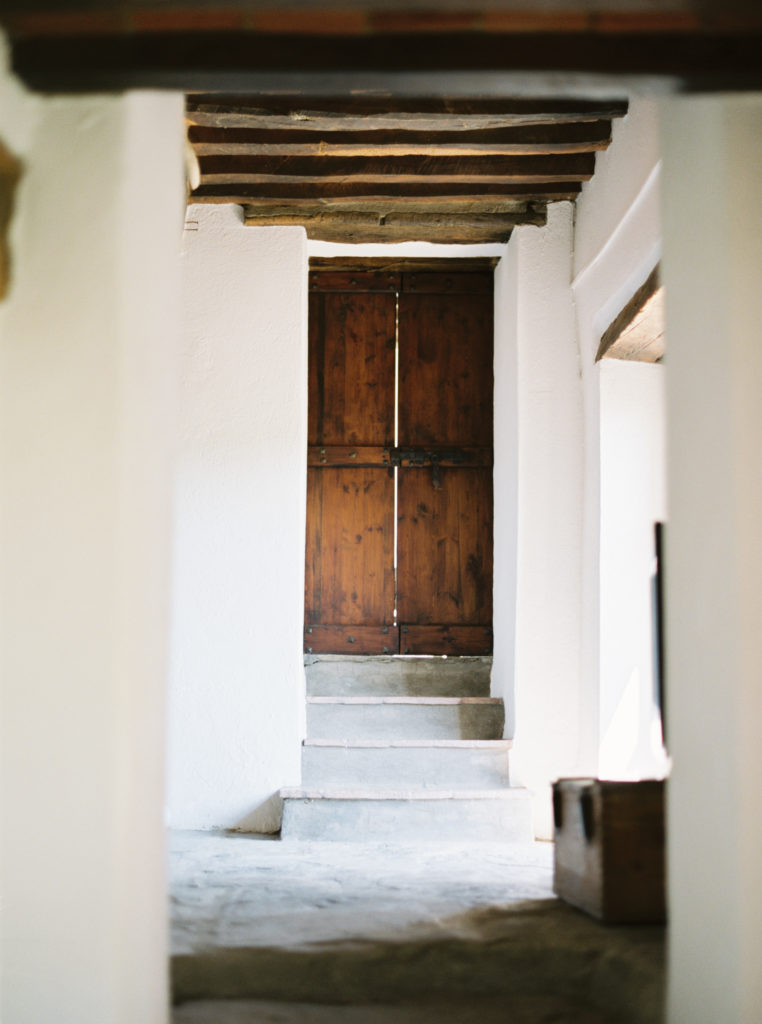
[[398, 290, 493, 446], [305, 624, 400, 656], [400, 625, 493, 656], [308, 290, 396, 446], [305, 265, 493, 656], [397, 466, 493, 627], [305, 466, 395, 626]]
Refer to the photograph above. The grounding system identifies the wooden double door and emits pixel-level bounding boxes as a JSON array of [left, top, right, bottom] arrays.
[[305, 267, 493, 656]]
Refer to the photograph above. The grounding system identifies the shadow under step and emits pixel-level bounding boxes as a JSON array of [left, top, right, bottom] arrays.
[[302, 739, 512, 789], [307, 696, 505, 741], [280, 786, 531, 842]]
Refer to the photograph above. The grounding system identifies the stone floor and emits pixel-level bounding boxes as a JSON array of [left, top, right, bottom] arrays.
[[170, 831, 665, 1023]]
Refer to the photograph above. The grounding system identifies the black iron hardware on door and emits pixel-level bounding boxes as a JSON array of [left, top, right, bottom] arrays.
[[386, 446, 477, 489]]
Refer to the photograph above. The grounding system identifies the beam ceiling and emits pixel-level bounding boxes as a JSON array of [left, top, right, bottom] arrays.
[[187, 96, 626, 243]]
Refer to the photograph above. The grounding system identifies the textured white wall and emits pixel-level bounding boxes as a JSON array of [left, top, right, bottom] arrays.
[[494, 204, 585, 839], [572, 98, 664, 779], [661, 93, 762, 1024], [168, 206, 307, 832], [0, 34, 184, 1024]]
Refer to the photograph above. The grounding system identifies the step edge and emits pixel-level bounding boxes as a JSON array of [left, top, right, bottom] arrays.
[[307, 696, 503, 706], [302, 738, 512, 749], [280, 786, 528, 801]]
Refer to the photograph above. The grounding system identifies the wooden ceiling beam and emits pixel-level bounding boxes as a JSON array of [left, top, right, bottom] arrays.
[[192, 182, 581, 201], [242, 209, 544, 244], [187, 106, 627, 133], [188, 120, 613, 156], [197, 153, 594, 176]]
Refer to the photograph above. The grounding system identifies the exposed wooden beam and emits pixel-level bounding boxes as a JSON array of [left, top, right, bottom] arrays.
[[242, 199, 545, 216], [10, 31, 762, 92], [188, 120, 613, 156], [193, 182, 581, 201], [197, 153, 595, 180], [309, 257, 500, 273], [597, 266, 665, 362], [244, 209, 538, 244], [187, 100, 627, 133]]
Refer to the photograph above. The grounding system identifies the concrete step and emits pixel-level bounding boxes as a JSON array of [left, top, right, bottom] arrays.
[[279, 786, 532, 842], [305, 654, 491, 698], [306, 696, 505, 741], [302, 739, 512, 789]]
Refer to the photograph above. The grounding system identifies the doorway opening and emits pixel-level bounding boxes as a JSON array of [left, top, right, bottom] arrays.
[[305, 258, 495, 657]]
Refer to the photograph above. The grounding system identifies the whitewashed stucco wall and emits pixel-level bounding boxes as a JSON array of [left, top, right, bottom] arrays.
[[572, 97, 666, 781], [494, 203, 586, 838], [0, 33, 184, 1024], [167, 206, 308, 832]]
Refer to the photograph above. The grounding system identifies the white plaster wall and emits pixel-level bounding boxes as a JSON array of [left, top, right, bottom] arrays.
[[598, 360, 667, 779], [0, 32, 184, 1024], [167, 205, 307, 832], [492, 239, 519, 736], [661, 93, 762, 1024], [571, 97, 663, 780], [495, 204, 586, 839]]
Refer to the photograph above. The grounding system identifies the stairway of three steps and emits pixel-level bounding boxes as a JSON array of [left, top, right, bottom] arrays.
[[280, 655, 531, 841]]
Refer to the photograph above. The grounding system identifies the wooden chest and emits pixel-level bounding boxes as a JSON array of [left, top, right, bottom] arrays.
[[552, 778, 666, 924]]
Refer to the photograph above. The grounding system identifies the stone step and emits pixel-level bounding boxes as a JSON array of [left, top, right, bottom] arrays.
[[302, 739, 512, 789], [304, 654, 491, 698], [306, 696, 505, 741], [279, 787, 532, 842]]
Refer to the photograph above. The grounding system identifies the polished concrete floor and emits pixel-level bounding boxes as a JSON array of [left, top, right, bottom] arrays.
[[170, 830, 665, 1023]]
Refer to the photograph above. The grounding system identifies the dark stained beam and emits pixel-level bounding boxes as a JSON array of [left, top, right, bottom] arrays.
[[10, 30, 762, 92], [197, 152, 595, 183], [191, 182, 582, 201], [189, 120, 613, 157], [309, 257, 500, 273]]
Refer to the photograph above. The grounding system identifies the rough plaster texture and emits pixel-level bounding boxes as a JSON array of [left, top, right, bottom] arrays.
[[661, 94, 762, 1024], [494, 204, 585, 839], [0, 33, 184, 1024], [168, 206, 308, 832], [571, 99, 663, 785]]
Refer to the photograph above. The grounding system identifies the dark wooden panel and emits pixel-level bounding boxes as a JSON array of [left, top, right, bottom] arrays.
[[308, 445, 391, 467], [310, 270, 400, 292], [397, 467, 493, 626], [305, 624, 399, 656], [399, 625, 493, 656], [398, 290, 493, 447], [305, 466, 394, 626], [393, 446, 493, 468], [402, 271, 493, 294], [308, 290, 396, 446]]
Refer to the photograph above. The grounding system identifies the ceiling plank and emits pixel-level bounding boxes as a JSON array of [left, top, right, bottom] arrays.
[[188, 120, 613, 150], [243, 210, 538, 244], [196, 155, 596, 180], [192, 182, 582, 201], [187, 106, 627, 133]]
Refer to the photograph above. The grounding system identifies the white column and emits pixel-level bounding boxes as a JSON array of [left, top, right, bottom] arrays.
[[661, 94, 762, 1024], [167, 208, 308, 832], [494, 204, 586, 839], [0, 88, 185, 1024]]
